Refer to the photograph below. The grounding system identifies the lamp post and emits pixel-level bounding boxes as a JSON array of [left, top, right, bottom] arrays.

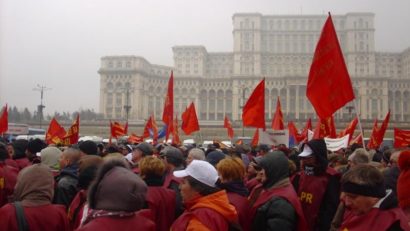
[[33, 85, 51, 129], [239, 84, 246, 137], [122, 86, 133, 122]]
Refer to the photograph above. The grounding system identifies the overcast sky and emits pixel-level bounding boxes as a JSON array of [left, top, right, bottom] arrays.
[[1, 0, 410, 115]]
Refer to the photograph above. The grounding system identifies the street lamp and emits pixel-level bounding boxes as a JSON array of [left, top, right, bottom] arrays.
[[33, 84, 51, 129], [122, 85, 133, 122], [239, 84, 246, 137]]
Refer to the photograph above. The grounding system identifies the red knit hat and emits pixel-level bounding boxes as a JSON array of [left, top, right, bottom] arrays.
[[397, 150, 410, 209]]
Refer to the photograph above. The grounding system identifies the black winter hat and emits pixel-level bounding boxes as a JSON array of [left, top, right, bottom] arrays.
[[79, 141, 98, 155], [134, 142, 154, 156]]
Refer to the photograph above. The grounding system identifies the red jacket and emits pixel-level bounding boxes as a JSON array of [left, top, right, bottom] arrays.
[[68, 189, 87, 230], [5, 159, 19, 169], [14, 158, 31, 171], [0, 163, 18, 207], [76, 211, 156, 231], [0, 203, 70, 231], [146, 186, 176, 231], [227, 191, 251, 231]]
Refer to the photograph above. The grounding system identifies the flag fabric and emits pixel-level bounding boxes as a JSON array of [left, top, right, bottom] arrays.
[[162, 71, 174, 140], [128, 133, 144, 144], [223, 115, 234, 139], [306, 13, 355, 119], [367, 119, 380, 149], [251, 128, 259, 146], [181, 102, 200, 135], [46, 118, 66, 144], [0, 105, 8, 134], [338, 117, 358, 142], [62, 114, 80, 145], [367, 111, 390, 149], [271, 97, 284, 130], [172, 115, 181, 145], [143, 115, 158, 141], [313, 116, 336, 139], [324, 135, 349, 151], [288, 121, 304, 144], [300, 118, 312, 142], [242, 79, 266, 130], [110, 121, 128, 138], [349, 133, 363, 146], [394, 128, 410, 148]]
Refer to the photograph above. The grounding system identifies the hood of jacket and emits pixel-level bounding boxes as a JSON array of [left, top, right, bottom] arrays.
[[259, 151, 289, 188], [302, 139, 328, 172]]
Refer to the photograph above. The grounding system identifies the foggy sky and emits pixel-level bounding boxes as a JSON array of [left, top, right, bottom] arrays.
[[1, 0, 410, 115]]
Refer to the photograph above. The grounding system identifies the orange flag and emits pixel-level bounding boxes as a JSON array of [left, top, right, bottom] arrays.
[[242, 79, 265, 130], [0, 104, 8, 134], [313, 115, 336, 139], [251, 128, 259, 146], [46, 118, 66, 144], [306, 13, 354, 119], [338, 117, 358, 142], [128, 133, 144, 144], [224, 115, 234, 139], [62, 114, 80, 145], [367, 111, 390, 149], [394, 128, 410, 148], [181, 102, 200, 135], [272, 97, 284, 130], [162, 71, 174, 140], [110, 121, 128, 138]]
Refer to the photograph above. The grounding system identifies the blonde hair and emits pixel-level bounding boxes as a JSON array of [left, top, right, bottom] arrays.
[[216, 156, 245, 182], [139, 156, 165, 178]]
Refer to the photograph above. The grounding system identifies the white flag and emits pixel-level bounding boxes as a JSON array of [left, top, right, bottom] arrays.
[[324, 135, 349, 151]]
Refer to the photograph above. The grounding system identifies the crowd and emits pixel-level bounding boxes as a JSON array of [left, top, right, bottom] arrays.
[[0, 136, 410, 231]]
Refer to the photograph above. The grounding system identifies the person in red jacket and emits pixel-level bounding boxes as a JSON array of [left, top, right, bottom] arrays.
[[171, 160, 239, 231], [0, 143, 18, 207], [76, 158, 155, 231], [11, 140, 31, 170], [140, 156, 178, 231], [340, 164, 410, 230], [216, 156, 251, 231], [0, 164, 70, 231]]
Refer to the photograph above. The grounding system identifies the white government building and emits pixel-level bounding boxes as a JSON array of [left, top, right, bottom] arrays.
[[98, 12, 410, 125]]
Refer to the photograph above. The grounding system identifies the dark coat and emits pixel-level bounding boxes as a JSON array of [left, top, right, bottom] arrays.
[[53, 164, 79, 208]]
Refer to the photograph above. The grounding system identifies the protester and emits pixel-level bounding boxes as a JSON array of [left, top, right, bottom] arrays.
[[206, 150, 226, 167], [384, 150, 401, 197], [339, 164, 410, 230], [245, 156, 263, 192], [347, 148, 370, 168], [292, 139, 341, 231], [131, 142, 154, 173], [249, 151, 307, 231], [76, 159, 155, 231], [12, 139, 30, 170], [171, 160, 239, 230], [68, 155, 103, 230], [5, 143, 18, 169], [139, 156, 177, 231], [26, 138, 46, 163], [216, 156, 251, 231], [397, 150, 410, 224], [0, 143, 18, 207], [0, 164, 70, 231], [161, 146, 184, 188], [40, 146, 62, 176], [79, 140, 98, 156], [256, 144, 271, 156], [54, 147, 80, 208], [185, 148, 205, 165]]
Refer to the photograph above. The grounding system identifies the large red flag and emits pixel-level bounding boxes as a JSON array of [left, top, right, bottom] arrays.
[[162, 71, 174, 140], [271, 97, 284, 130], [181, 102, 200, 135], [394, 128, 410, 148], [224, 115, 234, 139], [110, 121, 128, 138], [251, 128, 259, 146], [62, 114, 80, 145], [338, 117, 358, 142], [306, 13, 355, 119], [349, 133, 363, 146], [0, 105, 8, 134], [46, 118, 66, 144], [242, 79, 265, 130], [367, 111, 390, 149], [313, 116, 336, 139]]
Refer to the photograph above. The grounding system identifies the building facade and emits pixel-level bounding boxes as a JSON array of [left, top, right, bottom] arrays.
[[98, 12, 410, 125]]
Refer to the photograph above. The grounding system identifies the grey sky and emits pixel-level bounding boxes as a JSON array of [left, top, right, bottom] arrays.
[[1, 0, 409, 115]]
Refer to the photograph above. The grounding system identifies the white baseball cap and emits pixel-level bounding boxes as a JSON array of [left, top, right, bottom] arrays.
[[173, 160, 218, 187], [299, 145, 313, 157]]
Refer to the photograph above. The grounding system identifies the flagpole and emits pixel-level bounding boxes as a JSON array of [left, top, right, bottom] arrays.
[[353, 100, 365, 148]]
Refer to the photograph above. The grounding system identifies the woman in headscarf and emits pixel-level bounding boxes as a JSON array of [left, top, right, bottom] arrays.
[[0, 164, 70, 231], [76, 158, 155, 231], [248, 151, 307, 231]]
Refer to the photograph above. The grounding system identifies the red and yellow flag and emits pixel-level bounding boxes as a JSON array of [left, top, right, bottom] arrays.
[[313, 115, 336, 139], [110, 121, 128, 138], [62, 114, 80, 145], [367, 111, 390, 149], [338, 117, 358, 142], [46, 118, 66, 144], [394, 128, 410, 148], [128, 133, 144, 144]]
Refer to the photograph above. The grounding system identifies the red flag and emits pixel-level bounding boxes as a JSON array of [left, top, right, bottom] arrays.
[[0, 105, 8, 134], [128, 133, 144, 144], [313, 116, 336, 139], [181, 102, 200, 135], [110, 121, 128, 138], [306, 13, 355, 119], [224, 115, 234, 139], [251, 129, 259, 146], [162, 71, 174, 140], [272, 97, 284, 130], [288, 121, 304, 143], [172, 115, 181, 145], [46, 118, 66, 144], [394, 128, 410, 148], [242, 79, 265, 130], [367, 111, 390, 149], [143, 115, 158, 141], [62, 114, 80, 145], [300, 118, 312, 142], [338, 117, 358, 142], [349, 133, 363, 146]]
